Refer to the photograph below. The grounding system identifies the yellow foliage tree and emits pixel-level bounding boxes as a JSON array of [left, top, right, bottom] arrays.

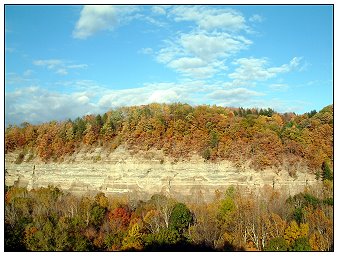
[[121, 223, 143, 251], [284, 221, 309, 245]]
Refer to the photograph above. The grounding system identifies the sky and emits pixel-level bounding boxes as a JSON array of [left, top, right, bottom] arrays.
[[4, 4, 333, 125]]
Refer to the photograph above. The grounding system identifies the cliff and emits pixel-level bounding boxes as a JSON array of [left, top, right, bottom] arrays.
[[5, 145, 319, 202]]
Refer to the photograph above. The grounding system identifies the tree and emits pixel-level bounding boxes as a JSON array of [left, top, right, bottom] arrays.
[[309, 231, 326, 251], [143, 228, 180, 250], [149, 194, 176, 229], [264, 237, 288, 251], [284, 221, 309, 246], [306, 208, 333, 251], [121, 223, 143, 251], [321, 161, 333, 181], [94, 192, 109, 209], [54, 217, 72, 251], [188, 202, 224, 249], [90, 205, 106, 227], [218, 192, 236, 226], [108, 207, 131, 230], [143, 210, 162, 234], [169, 203, 194, 233], [291, 237, 312, 251], [24, 220, 55, 251]]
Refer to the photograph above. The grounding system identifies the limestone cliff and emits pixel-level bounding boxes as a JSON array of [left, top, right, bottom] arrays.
[[5, 145, 319, 201]]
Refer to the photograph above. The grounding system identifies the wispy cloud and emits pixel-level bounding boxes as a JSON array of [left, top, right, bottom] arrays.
[[269, 83, 289, 91], [229, 57, 302, 85], [5, 72, 36, 85], [249, 14, 264, 23], [33, 59, 88, 75], [23, 69, 34, 76], [5, 47, 15, 53], [169, 6, 248, 32], [151, 6, 167, 15], [33, 59, 63, 69], [139, 47, 153, 55]]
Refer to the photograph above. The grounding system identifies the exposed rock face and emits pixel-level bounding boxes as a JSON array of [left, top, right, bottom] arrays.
[[5, 146, 319, 201]]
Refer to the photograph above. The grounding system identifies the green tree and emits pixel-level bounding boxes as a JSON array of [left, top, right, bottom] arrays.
[[143, 228, 181, 250], [218, 186, 236, 226], [264, 237, 288, 251], [90, 205, 106, 227], [291, 237, 312, 251], [321, 161, 333, 181], [169, 203, 194, 233]]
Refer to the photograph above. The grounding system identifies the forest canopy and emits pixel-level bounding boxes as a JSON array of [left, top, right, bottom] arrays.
[[5, 184, 333, 251], [5, 103, 333, 171]]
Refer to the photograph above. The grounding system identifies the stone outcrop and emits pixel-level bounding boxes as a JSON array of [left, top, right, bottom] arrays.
[[5, 146, 319, 201]]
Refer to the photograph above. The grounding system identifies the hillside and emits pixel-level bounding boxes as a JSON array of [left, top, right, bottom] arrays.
[[4, 103, 334, 252], [5, 103, 333, 172]]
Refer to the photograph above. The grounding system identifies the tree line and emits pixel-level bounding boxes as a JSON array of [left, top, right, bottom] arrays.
[[5, 103, 333, 171]]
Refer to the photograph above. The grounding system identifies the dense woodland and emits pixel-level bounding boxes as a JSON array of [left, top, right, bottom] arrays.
[[5, 170, 333, 252], [5, 103, 333, 172], [4, 103, 334, 251]]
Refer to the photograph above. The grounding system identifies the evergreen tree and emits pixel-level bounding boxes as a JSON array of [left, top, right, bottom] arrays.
[[321, 161, 333, 181]]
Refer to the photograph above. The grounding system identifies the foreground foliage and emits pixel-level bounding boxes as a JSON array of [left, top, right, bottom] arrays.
[[5, 103, 333, 171], [5, 182, 333, 252]]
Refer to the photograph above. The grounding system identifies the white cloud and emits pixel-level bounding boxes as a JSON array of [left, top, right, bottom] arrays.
[[167, 57, 224, 79], [5, 73, 35, 85], [143, 16, 167, 27], [97, 83, 187, 109], [5, 87, 98, 125], [229, 57, 302, 85], [152, 6, 167, 15], [149, 89, 179, 103], [23, 69, 34, 76], [168, 57, 205, 70], [208, 87, 263, 100], [77, 94, 90, 104], [67, 64, 88, 69], [33, 59, 63, 69], [73, 6, 117, 39], [180, 32, 251, 62], [156, 31, 251, 78], [5, 79, 301, 125], [170, 6, 247, 32], [5, 47, 15, 53], [249, 14, 263, 23], [151, 6, 252, 79], [269, 83, 289, 90], [73, 5, 139, 39], [151, 5, 167, 15], [207, 88, 264, 107], [156, 42, 182, 63], [33, 59, 88, 75], [56, 68, 68, 76]]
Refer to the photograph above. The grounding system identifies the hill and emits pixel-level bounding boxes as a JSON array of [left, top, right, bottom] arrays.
[[5, 103, 333, 172]]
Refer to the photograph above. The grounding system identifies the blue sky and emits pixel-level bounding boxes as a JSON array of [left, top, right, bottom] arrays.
[[5, 5, 333, 125]]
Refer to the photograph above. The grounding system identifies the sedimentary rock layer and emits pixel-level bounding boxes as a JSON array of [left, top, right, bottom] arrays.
[[5, 146, 318, 201]]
